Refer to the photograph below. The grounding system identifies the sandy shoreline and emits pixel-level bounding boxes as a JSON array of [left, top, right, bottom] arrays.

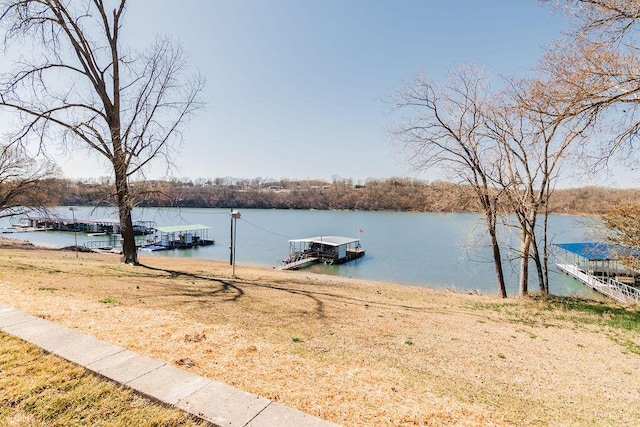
[[0, 235, 62, 250]]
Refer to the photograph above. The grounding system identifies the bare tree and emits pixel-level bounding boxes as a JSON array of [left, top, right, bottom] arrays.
[[486, 78, 592, 295], [596, 201, 640, 271], [540, 0, 640, 169], [391, 65, 508, 297], [600, 202, 640, 247], [0, 144, 58, 218], [0, 0, 205, 264], [391, 63, 596, 297]]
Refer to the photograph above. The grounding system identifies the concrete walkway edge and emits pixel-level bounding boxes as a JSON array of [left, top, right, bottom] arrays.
[[0, 303, 339, 427]]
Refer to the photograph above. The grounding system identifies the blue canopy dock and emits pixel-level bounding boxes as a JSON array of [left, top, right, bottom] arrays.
[[555, 242, 640, 304]]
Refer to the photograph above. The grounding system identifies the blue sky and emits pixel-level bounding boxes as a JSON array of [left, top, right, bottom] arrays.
[[9, 1, 639, 186]]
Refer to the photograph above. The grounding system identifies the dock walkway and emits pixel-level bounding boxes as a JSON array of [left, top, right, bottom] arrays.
[[278, 257, 319, 270], [0, 303, 337, 427], [557, 263, 640, 304]]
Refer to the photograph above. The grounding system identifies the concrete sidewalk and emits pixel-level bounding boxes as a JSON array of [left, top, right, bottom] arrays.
[[0, 303, 338, 427]]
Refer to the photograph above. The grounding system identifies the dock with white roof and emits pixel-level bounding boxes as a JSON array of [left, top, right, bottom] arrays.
[[279, 236, 364, 270]]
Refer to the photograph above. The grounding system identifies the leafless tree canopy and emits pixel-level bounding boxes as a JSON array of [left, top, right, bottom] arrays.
[[0, 0, 204, 177], [600, 202, 640, 249], [392, 66, 501, 184], [540, 0, 640, 162], [391, 63, 596, 297], [0, 0, 205, 263], [392, 65, 509, 297], [0, 144, 58, 218]]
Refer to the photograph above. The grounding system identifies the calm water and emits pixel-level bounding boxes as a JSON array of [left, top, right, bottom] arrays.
[[0, 207, 598, 298]]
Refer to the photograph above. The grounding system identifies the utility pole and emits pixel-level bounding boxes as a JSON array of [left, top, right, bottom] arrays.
[[230, 209, 241, 277], [69, 206, 78, 258]]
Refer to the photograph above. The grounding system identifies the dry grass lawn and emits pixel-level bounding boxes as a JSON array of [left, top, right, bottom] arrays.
[[0, 239, 639, 426], [0, 332, 208, 426]]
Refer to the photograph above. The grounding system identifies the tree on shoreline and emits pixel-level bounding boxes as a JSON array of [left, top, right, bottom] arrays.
[[0, 0, 205, 264], [486, 77, 593, 295], [390, 64, 596, 298], [391, 65, 508, 298], [598, 202, 640, 272]]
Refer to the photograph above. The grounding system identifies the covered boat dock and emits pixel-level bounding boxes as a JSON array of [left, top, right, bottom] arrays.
[[279, 236, 365, 270], [142, 224, 214, 251], [555, 242, 640, 304], [15, 216, 154, 235]]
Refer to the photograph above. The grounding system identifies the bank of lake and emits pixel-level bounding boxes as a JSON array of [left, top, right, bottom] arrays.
[[0, 207, 600, 299]]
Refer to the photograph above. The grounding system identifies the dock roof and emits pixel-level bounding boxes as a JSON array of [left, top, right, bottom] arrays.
[[289, 236, 360, 247], [556, 242, 640, 261], [155, 224, 211, 233], [27, 216, 120, 224]]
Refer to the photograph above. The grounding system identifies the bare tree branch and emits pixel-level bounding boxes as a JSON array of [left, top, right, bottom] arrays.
[[391, 65, 509, 297], [0, 0, 205, 263], [0, 143, 58, 218]]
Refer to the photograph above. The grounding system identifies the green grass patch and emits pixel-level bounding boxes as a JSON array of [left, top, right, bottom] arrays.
[[470, 295, 640, 357], [542, 296, 640, 333], [609, 334, 640, 356], [473, 295, 640, 333], [99, 297, 120, 304]]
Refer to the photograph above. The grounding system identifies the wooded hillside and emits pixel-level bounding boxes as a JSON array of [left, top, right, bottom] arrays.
[[34, 177, 640, 215]]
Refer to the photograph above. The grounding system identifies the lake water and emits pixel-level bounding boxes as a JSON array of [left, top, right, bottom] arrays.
[[0, 207, 599, 298]]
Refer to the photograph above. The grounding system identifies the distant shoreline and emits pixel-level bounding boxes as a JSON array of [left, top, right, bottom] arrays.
[[24, 177, 640, 214]]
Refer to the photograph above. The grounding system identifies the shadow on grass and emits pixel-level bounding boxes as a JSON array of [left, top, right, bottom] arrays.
[[139, 263, 246, 302], [138, 263, 332, 318], [137, 263, 435, 320]]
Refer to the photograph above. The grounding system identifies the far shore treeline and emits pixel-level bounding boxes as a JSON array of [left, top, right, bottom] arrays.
[[37, 177, 640, 215]]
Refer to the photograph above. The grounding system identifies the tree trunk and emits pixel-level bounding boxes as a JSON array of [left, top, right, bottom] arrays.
[[488, 223, 508, 298], [519, 230, 531, 296], [114, 162, 137, 265], [541, 205, 551, 294], [530, 233, 547, 294]]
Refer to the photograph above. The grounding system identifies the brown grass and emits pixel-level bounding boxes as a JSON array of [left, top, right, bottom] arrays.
[[0, 239, 639, 426], [0, 332, 208, 426]]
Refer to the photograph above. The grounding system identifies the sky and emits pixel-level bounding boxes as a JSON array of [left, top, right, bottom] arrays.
[[3, 0, 640, 186]]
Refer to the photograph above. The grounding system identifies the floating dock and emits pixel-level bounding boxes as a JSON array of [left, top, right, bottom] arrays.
[[279, 236, 364, 270], [140, 224, 214, 251], [14, 216, 154, 235]]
